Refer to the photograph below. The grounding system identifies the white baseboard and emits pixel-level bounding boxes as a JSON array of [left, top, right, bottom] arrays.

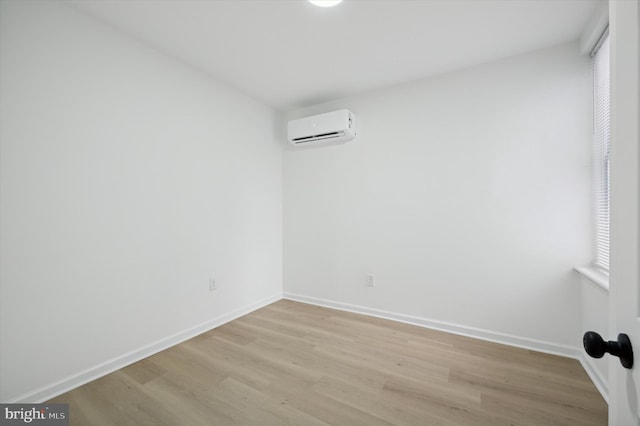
[[8, 293, 283, 404], [284, 292, 580, 359], [578, 355, 609, 403]]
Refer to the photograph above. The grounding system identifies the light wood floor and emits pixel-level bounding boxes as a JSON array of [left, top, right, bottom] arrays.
[[49, 299, 607, 425]]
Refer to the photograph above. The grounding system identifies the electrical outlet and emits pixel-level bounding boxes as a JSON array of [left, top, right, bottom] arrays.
[[366, 274, 375, 287], [209, 278, 217, 291]]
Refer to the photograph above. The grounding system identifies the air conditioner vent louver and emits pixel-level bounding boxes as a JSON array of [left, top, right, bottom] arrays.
[[287, 110, 356, 146], [291, 132, 343, 143]]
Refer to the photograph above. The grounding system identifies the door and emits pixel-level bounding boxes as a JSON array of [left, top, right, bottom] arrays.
[[609, 0, 640, 424]]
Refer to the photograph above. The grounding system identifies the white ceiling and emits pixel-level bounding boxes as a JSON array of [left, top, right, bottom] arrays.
[[67, 0, 600, 111]]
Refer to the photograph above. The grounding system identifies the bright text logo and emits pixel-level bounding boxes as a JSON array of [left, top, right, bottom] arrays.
[[0, 404, 68, 425]]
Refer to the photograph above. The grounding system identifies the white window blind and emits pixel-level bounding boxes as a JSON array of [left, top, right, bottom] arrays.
[[592, 32, 610, 272]]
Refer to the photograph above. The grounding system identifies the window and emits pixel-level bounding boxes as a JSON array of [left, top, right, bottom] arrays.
[[592, 31, 610, 272]]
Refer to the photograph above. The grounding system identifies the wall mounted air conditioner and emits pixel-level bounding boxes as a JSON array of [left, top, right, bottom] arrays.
[[287, 109, 356, 145]]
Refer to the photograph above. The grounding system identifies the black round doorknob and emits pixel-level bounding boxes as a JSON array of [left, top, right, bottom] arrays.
[[583, 331, 634, 369], [583, 331, 607, 358]]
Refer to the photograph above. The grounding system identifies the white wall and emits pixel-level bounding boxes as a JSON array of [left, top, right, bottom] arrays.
[[0, 1, 282, 402], [284, 43, 592, 353]]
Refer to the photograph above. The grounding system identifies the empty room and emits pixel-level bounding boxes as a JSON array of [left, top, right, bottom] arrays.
[[1, 0, 638, 424]]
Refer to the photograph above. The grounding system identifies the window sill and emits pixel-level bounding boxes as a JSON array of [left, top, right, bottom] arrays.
[[574, 266, 610, 292]]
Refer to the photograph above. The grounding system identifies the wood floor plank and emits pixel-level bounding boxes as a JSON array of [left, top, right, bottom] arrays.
[[480, 388, 605, 426], [205, 377, 329, 426], [49, 300, 607, 425]]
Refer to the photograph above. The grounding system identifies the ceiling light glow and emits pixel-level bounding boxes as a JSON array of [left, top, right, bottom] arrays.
[[308, 0, 343, 7]]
